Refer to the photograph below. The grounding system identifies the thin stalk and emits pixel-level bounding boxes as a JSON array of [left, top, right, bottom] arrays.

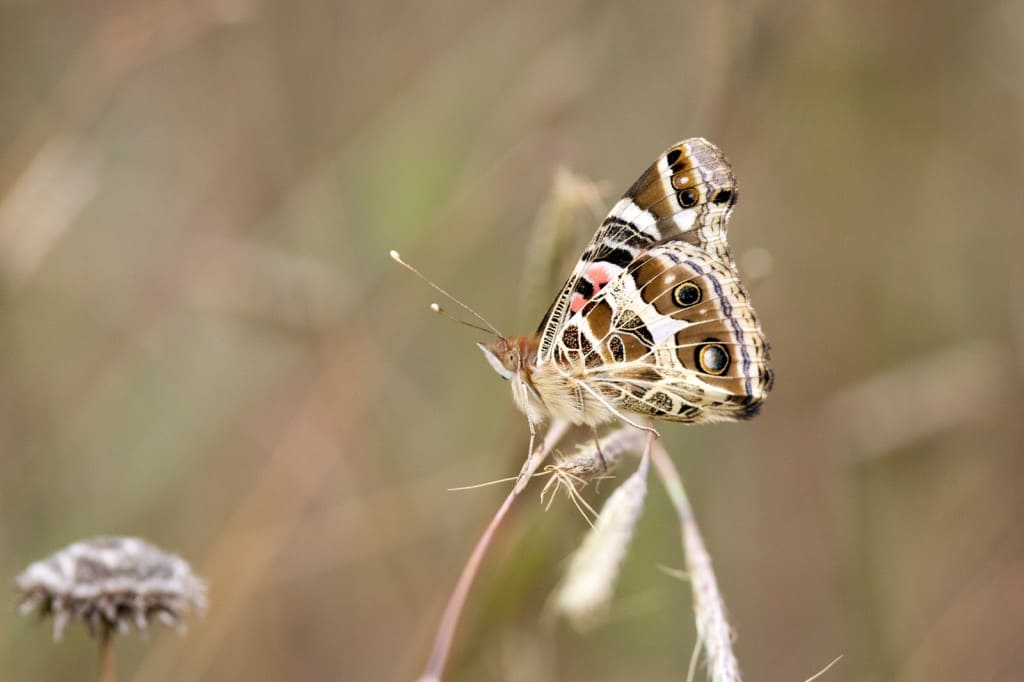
[[98, 627, 116, 682], [418, 419, 570, 682], [650, 440, 742, 682]]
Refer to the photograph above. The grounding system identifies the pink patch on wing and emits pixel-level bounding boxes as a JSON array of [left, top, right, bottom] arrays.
[[570, 263, 616, 313], [586, 263, 613, 287]]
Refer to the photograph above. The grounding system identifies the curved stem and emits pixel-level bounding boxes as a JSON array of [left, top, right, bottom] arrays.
[[419, 419, 570, 682]]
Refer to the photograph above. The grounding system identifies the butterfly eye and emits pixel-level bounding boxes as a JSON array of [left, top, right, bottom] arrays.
[[677, 188, 699, 208], [696, 342, 730, 375], [672, 282, 702, 308]]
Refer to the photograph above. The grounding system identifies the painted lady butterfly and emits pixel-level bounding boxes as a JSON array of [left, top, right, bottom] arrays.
[[477, 138, 773, 433], [395, 138, 772, 439]]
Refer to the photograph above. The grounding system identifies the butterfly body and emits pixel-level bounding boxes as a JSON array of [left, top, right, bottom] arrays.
[[481, 335, 621, 428], [481, 138, 773, 431]]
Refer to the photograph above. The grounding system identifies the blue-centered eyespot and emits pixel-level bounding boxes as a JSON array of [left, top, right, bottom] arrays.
[[677, 188, 699, 208], [695, 342, 730, 375], [672, 281, 701, 308]]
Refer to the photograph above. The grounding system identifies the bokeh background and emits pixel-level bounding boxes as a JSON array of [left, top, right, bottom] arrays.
[[2, 1, 1023, 680]]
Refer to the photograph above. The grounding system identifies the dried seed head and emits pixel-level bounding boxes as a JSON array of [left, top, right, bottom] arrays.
[[15, 536, 207, 641], [541, 428, 646, 516], [552, 454, 650, 629]]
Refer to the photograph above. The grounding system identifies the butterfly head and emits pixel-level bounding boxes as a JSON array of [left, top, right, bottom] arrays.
[[478, 336, 537, 382]]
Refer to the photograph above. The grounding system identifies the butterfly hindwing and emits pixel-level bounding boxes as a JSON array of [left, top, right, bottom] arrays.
[[558, 243, 772, 423], [537, 138, 739, 362]]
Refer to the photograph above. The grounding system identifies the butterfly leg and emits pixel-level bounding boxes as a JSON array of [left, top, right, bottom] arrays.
[[591, 426, 609, 471], [514, 399, 540, 489]]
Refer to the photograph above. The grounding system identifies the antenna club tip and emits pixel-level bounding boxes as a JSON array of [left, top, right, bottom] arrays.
[[389, 249, 402, 262], [429, 303, 442, 313]]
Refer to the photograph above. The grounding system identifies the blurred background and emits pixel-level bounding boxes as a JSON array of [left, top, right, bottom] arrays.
[[1, 1, 1022, 680]]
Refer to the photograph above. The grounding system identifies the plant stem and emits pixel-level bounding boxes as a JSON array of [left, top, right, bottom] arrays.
[[650, 440, 742, 682], [99, 628, 116, 682], [418, 419, 570, 682]]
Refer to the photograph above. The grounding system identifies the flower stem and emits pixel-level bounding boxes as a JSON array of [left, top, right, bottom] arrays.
[[99, 628, 116, 682]]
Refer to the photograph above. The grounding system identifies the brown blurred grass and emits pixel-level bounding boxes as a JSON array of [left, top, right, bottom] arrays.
[[2, 1, 1023, 680]]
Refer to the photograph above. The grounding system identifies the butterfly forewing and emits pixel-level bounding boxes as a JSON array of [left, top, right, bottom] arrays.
[[537, 138, 740, 362]]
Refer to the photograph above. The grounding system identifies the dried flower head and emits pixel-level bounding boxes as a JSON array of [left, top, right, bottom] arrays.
[[552, 453, 650, 629], [541, 427, 646, 520], [16, 536, 207, 641]]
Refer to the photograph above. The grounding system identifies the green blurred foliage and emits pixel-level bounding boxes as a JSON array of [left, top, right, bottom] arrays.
[[1, 1, 1022, 680]]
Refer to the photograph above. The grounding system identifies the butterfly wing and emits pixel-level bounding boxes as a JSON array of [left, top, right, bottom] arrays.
[[553, 243, 773, 423], [537, 137, 739, 362]]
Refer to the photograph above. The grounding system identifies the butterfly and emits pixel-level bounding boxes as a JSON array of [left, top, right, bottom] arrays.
[[476, 138, 773, 434]]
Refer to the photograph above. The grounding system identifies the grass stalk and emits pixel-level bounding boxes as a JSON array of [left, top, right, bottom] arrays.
[[650, 440, 742, 682]]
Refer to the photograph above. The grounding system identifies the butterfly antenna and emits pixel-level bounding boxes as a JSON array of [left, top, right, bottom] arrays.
[[390, 250, 504, 337], [430, 303, 493, 335]]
